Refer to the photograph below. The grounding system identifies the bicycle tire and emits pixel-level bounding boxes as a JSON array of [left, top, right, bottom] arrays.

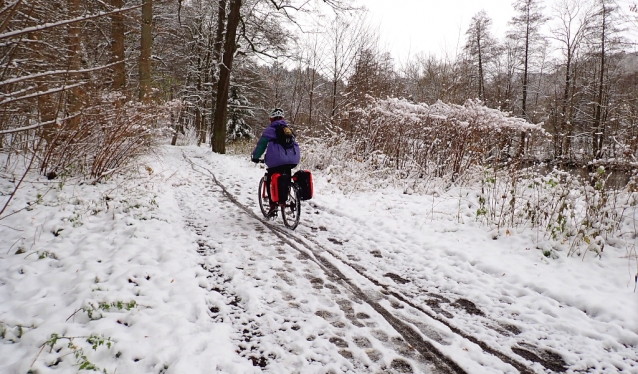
[[257, 176, 270, 218], [281, 183, 301, 230]]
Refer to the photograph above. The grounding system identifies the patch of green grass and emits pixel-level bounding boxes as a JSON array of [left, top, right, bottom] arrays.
[[40, 333, 114, 372]]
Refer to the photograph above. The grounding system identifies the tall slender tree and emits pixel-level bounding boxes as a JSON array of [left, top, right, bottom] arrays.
[[550, 0, 593, 159], [465, 10, 498, 103], [508, 0, 547, 156], [212, 0, 241, 154], [210, 0, 227, 140], [111, 0, 126, 90], [323, 14, 371, 123], [67, 0, 83, 131], [139, 0, 152, 101], [591, 0, 617, 159], [508, 0, 547, 119]]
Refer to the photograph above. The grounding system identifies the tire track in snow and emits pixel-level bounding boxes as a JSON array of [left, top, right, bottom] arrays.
[[286, 230, 551, 374], [297, 201, 638, 373], [183, 153, 539, 374], [177, 152, 439, 373]]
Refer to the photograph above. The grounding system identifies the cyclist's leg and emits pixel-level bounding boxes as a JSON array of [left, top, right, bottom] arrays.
[[266, 166, 282, 200], [268, 165, 295, 209], [266, 166, 288, 214], [283, 164, 297, 207]]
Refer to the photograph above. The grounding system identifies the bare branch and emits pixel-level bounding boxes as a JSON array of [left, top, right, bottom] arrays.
[[0, 82, 86, 106], [0, 60, 130, 87], [0, 113, 80, 135], [0, 5, 143, 41]]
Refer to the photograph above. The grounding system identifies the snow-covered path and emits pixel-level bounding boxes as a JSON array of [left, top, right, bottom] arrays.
[[176, 147, 638, 373], [174, 152, 460, 373], [1, 145, 637, 373]]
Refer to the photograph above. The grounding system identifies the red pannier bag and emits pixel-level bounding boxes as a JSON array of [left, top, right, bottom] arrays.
[[270, 173, 290, 203], [293, 170, 313, 201]]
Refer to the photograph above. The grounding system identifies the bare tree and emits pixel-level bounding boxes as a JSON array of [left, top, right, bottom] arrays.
[[209, 0, 356, 153], [0, 0, 159, 180], [591, 0, 619, 159], [212, 0, 242, 154], [139, 0, 152, 101], [508, 0, 547, 156], [550, 0, 593, 159], [321, 13, 372, 124], [111, 0, 126, 90], [464, 10, 499, 103], [508, 0, 547, 119]]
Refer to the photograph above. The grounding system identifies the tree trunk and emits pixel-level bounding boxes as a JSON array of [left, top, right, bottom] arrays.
[[559, 50, 573, 160], [518, 6, 530, 157], [593, 2, 606, 160], [37, 80, 57, 143], [210, 0, 227, 146], [476, 34, 484, 101], [212, 0, 241, 154], [196, 16, 204, 146], [67, 0, 82, 131], [196, 108, 203, 146], [309, 68, 316, 132], [170, 94, 178, 145], [331, 77, 338, 120], [111, 0, 126, 90], [35, 27, 57, 143], [139, 0, 152, 101]]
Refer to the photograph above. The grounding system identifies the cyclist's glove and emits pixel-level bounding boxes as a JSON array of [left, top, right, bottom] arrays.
[[251, 158, 260, 163]]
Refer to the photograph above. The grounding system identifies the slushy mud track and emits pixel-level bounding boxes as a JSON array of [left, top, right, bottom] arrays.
[[175, 149, 637, 373]]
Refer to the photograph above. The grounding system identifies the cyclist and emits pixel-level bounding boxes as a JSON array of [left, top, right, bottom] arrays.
[[251, 108, 300, 216]]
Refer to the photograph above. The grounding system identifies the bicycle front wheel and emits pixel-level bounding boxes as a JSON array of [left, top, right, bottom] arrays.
[[281, 184, 301, 230], [258, 176, 270, 218]]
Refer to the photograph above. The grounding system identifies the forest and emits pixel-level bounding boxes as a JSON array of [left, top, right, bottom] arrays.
[[2, 2, 638, 371], [0, 0, 637, 182]]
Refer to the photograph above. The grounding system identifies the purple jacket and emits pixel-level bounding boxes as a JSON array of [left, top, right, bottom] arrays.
[[251, 120, 301, 168]]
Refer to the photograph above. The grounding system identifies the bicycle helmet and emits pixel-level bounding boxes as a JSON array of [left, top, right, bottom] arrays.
[[269, 107, 285, 119]]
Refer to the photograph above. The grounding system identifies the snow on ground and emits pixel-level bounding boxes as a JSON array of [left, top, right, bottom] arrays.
[[1, 145, 637, 373]]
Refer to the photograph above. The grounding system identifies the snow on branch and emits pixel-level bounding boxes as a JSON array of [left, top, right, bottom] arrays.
[[0, 60, 130, 87], [356, 97, 546, 134], [0, 82, 86, 106], [347, 97, 548, 182], [0, 5, 143, 41]]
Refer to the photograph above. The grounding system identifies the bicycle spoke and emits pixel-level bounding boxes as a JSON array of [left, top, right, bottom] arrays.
[[281, 184, 301, 230]]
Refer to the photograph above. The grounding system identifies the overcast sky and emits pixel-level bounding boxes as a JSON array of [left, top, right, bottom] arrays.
[[357, 0, 515, 62], [355, 0, 638, 63]]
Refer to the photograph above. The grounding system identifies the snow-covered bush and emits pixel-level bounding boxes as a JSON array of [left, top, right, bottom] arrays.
[[302, 96, 636, 258], [38, 93, 176, 182], [474, 165, 637, 258], [348, 97, 547, 182]]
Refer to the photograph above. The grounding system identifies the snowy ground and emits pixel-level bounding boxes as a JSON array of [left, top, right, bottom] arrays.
[[1, 145, 637, 374]]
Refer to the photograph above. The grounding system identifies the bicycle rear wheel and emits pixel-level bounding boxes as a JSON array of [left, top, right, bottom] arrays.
[[281, 184, 301, 230], [258, 176, 270, 218]]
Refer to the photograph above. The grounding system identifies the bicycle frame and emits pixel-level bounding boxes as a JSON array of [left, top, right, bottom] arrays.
[[261, 172, 269, 200], [257, 167, 301, 229]]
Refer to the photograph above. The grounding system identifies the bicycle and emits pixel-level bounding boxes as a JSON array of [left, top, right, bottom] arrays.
[[256, 161, 301, 230]]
